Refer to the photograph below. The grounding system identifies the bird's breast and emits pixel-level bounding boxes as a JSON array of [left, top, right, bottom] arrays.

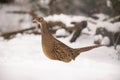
[[42, 42, 57, 60]]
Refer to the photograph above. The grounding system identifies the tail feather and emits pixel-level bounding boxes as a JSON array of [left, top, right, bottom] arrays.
[[76, 45, 103, 53]]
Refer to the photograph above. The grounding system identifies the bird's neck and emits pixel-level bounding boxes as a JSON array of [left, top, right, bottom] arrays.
[[40, 22, 53, 39]]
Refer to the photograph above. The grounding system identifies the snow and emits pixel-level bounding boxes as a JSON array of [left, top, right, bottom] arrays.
[[93, 13, 109, 21], [101, 36, 110, 45], [94, 35, 111, 46], [45, 14, 87, 26], [0, 33, 120, 80], [0, 5, 120, 80], [97, 22, 120, 33], [89, 14, 120, 33], [0, 4, 35, 33], [94, 34, 103, 42], [55, 29, 70, 36]]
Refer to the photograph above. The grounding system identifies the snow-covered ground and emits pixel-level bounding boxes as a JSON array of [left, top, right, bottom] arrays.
[[0, 33, 120, 80], [0, 4, 120, 80]]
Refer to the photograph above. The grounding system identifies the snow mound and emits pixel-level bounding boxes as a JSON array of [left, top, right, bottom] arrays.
[[55, 29, 70, 36]]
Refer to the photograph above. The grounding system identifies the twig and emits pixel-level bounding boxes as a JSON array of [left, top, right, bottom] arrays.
[[0, 27, 37, 39], [70, 21, 87, 42], [114, 32, 120, 49]]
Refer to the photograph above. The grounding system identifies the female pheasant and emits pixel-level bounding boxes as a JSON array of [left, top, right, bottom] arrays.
[[33, 16, 102, 62]]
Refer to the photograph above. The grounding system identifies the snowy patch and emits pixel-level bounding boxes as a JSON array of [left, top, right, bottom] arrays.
[[97, 22, 120, 33], [93, 13, 109, 21], [0, 34, 120, 80], [94, 34, 103, 44], [45, 14, 87, 26], [101, 36, 110, 46], [55, 29, 70, 36]]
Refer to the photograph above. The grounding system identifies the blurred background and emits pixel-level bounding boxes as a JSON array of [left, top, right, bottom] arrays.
[[0, 0, 120, 47], [0, 0, 119, 28]]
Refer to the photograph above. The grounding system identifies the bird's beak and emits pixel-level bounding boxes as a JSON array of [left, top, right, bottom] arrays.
[[32, 18, 36, 23]]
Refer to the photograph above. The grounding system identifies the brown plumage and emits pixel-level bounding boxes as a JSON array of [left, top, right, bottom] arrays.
[[33, 16, 102, 62]]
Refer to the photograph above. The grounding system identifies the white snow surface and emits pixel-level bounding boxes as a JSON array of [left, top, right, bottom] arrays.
[[101, 36, 110, 46], [55, 29, 70, 36], [0, 7, 120, 80], [0, 33, 120, 80]]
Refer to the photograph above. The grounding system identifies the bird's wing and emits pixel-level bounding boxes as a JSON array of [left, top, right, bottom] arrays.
[[52, 40, 72, 62]]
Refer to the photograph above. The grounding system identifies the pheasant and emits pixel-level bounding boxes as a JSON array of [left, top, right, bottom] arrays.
[[33, 16, 102, 62]]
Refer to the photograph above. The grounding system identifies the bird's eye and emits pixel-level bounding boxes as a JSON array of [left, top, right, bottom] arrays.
[[39, 17, 44, 22]]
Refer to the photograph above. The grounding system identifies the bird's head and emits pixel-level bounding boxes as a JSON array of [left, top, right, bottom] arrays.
[[33, 17, 44, 25]]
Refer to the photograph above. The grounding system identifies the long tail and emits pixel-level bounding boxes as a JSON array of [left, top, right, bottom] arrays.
[[75, 45, 103, 53]]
